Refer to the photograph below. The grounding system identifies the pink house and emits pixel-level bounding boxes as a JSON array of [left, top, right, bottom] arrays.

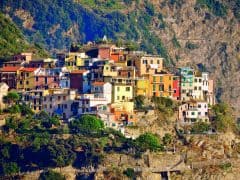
[[34, 68, 59, 89]]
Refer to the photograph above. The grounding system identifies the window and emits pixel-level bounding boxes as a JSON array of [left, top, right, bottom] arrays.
[[160, 76, 163, 82], [63, 96, 66, 101], [45, 77, 48, 84], [153, 76, 156, 82], [191, 112, 195, 115], [58, 96, 61, 101], [150, 60, 153, 64], [20, 81, 23, 85], [50, 97, 52, 102], [198, 112, 201, 115], [198, 104, 201, 108], [26, 81, 29, 85], [195, 78, 197, 82], [168, 85, 171, 91], [198, 87, 202, 90], [169, 76, 171, 81], [122, 96, 125, 100], [117, 87, 120, 91], [64, 104, 68, 109], [159, 84, 164, 91], [54, 77, 57, 82], [153, 84, 156, 91], [199, 79, 202, 82], [194, 86, 197, 90], [26, 73, 29, 77], [157, 60, 160, 64], [58, 104, 60, 108], [36, 77, 39, 81], [126, 87, 130, 91]]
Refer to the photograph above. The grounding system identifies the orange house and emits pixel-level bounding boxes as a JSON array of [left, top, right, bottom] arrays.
[[149, 72, 174, 98]]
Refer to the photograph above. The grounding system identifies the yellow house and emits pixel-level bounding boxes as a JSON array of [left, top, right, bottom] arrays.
[[135, 77, 150, 97], [17, 68, 38, 91], [103, 63, 118, 77], [65, 52, 88, 70], [149, 73, 173, 98], [112, 84, 133, 103]]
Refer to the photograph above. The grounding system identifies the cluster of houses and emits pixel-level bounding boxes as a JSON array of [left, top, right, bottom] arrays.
[[0, 43, 215, 130]]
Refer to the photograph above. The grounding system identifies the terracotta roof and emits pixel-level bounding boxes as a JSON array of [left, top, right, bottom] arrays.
[[92, 81, 105, 86], [0, 66, 21, 72], [70, 70, 88, 74], [19, 68, 37, 72]]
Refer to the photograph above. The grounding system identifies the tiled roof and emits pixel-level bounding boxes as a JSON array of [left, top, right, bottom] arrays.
[[19, 68, 37, 72], [70, 70, 88, 74], [92, 81, 105, 86], [0, 66, 21, 72]]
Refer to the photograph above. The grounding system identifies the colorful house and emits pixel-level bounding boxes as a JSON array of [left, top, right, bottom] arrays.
[[91, 82, 112, 104], [112, 83, 133, 103], [173, 76, 180, 100], [135, 55, 163, 76], [135, 77, 150, 97], [70, 70, 90, 93], [0, 66, 21, 89], [149, 72, 173, 98], [34, 68, 59, 90], [0, 83, 9, 109], [179, 67, 194, 101], [178, 100, 209, 124], [17, 67, 38, 91]]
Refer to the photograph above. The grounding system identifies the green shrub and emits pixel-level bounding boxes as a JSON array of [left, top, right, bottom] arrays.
[[39, 170, 65, 180], [123, 168, 135, 178], [136, 133, 163, 152], [191, 122, 210, 133], [185, 41, 199, 50], [196, 0, 227, 17], [69, 115, 104, 134]]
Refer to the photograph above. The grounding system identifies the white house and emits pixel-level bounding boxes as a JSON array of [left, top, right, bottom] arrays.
[[178, 100, 209, 124], [0, 83, 9, 109], [91, 81, 112, 103]]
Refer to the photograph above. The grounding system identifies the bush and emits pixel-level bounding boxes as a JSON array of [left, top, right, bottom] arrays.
[[191, 122, 210, 133], [123, 168, 135, 178], [162, 133, 172, 145], [196, 0, 227, 17], [212, 103, 235, 132], [1, 162, 20, 176], [69, 115, 104, 134], [39, 170, 65, 180], [185, 41, 199, 50], [136, 133, 163, 152]]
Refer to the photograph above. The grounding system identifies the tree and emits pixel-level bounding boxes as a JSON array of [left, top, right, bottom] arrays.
[[2, 162, 20, 176], [136, 133, 163, 152], [3, 91, 20, 107], [191, 122, 210, 134], [69, 115, 104, 134], [39, 170, 65, 180], [212, 103, 235, 132], [134, 95, 145, 109], [162, 133, 172, 145]]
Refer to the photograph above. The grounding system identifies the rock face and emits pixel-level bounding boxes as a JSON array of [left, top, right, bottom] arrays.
[[150, 0, 240, 117]]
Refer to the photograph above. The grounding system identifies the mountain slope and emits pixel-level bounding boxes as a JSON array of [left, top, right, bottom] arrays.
[[1, 0, 240, 116], [0, 12, 48, 60]]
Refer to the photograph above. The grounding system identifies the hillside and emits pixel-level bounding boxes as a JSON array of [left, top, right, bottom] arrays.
[[0, 12, 48, 60], [0, 0, 240, 115]]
